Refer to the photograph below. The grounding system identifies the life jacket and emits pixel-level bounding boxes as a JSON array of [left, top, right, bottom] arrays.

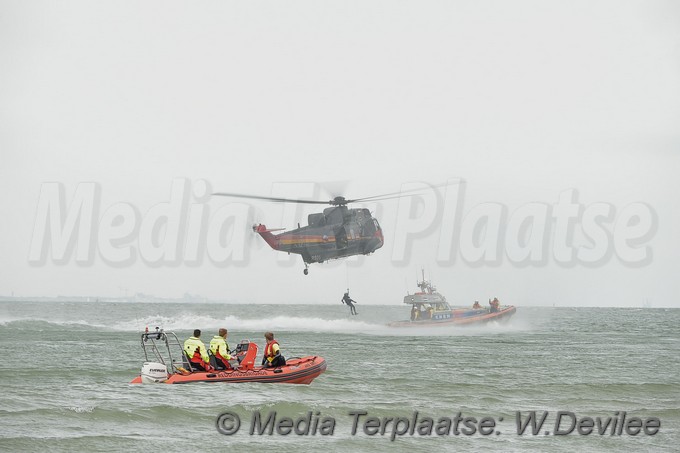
[[210, 336, 230, 362], [184, 336, 209, 366], [264, 340, 279, 361]]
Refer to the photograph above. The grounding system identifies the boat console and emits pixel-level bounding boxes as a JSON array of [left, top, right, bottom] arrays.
[[232, 340, 258, 370]]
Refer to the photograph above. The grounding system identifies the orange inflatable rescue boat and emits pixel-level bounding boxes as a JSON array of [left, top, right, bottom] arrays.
[[130, 329, 326, 385]]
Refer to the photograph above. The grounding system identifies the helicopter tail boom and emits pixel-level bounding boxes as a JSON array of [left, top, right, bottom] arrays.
[[252, 224, 282, 250]]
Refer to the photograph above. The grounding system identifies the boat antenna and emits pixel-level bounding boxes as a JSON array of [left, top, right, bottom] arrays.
[[125, 286, 144, 333]]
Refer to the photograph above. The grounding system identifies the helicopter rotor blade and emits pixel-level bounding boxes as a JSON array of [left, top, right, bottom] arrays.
[[212, 192, 330, 205], [319, 180, 351, 199], [214, 181, 460, 206], [346, 182, 455, 203], [351, 194, 428, 202]]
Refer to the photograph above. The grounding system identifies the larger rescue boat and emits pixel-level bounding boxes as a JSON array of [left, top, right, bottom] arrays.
[[388, 271, 516, 327], [130, 329, 326, 385]]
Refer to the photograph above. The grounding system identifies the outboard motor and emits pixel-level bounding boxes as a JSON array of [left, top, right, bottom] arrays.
[[140, 362, 168, 384]]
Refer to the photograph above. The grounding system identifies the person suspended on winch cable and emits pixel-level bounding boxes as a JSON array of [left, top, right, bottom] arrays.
[[341, 291, 358, 315]]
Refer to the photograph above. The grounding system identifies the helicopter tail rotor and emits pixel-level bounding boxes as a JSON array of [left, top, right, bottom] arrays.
[[251, 224, 285, 233]]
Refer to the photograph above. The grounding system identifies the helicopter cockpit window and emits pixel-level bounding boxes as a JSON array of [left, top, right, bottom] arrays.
[[363, 217, 376, 235], [308, 213, 325, 227], [323, 207, 345, 224]]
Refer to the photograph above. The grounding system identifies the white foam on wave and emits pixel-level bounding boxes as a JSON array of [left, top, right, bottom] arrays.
[[0, 315, 20, 326], [68, 406, 95, 414], [1, 312, 533, 337], [0, 312, 386, 334], [111, 313, 531, 337], [0, 316, 108, 329], [112, 314, 385, 334]]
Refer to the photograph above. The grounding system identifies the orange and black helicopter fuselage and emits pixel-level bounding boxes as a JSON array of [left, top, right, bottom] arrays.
[[213, 190, 434, 275], [253, 205, 384, 273]]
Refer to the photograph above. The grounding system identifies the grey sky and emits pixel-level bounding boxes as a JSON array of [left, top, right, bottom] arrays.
[[1, 1, 679, 306]]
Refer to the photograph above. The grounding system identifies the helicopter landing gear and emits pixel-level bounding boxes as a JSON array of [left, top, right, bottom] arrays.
[[303, 264, 309, 275]]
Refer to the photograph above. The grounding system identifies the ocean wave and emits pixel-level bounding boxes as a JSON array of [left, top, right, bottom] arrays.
[[113, 314, 385, 334], [68, 406, 95, 414], [1, 313, 530, 336], [0, 312, 385, 334], [0, 317, 109, 329], [112, 314, 528, 336]]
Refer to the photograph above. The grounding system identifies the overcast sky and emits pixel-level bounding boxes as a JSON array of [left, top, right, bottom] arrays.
[[1, 1, 679, 307]]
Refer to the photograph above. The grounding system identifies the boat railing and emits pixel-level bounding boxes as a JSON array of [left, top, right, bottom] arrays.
[[140, 329, 188, 373]]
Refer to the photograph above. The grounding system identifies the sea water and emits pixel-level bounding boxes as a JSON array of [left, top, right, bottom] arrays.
[[0, 301, 677, 452]]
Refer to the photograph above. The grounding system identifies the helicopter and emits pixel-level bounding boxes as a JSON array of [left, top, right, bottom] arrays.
[[212, 187, 435, 275]]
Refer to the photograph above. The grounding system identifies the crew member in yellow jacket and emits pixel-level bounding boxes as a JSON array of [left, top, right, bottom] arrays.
[[209, 328, 233, 369], [184, 329, 212, 372]]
